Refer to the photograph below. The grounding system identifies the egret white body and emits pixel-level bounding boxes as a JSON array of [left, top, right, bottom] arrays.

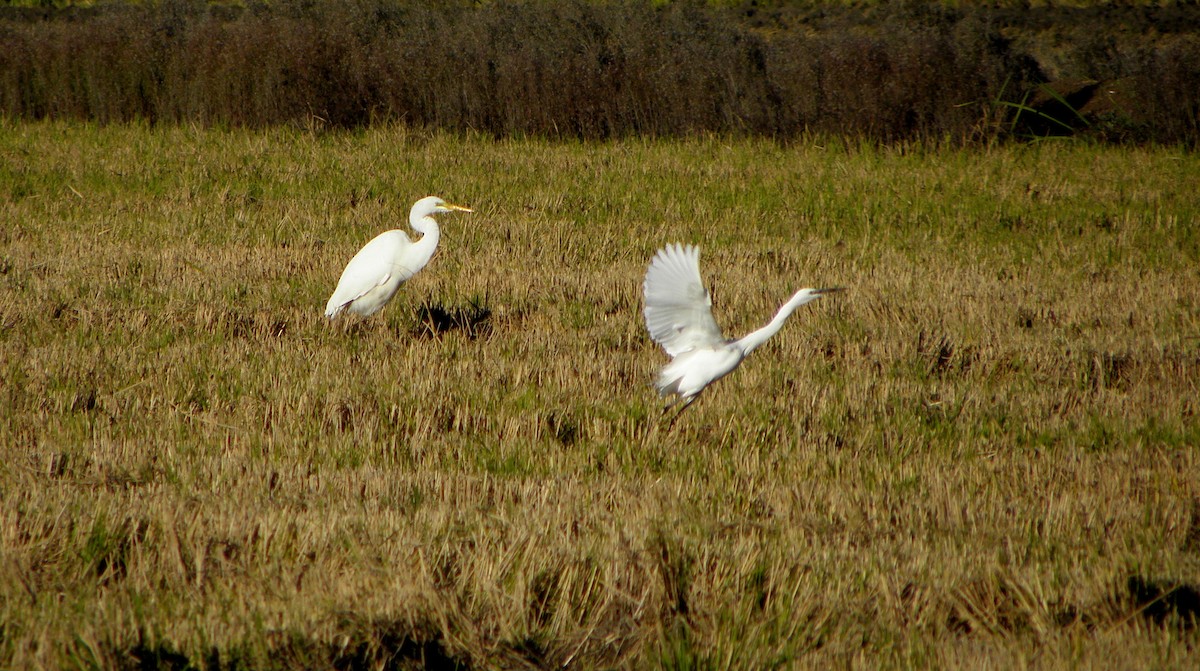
[[642, 243, 841, 408], [324, 196, 472, 319]]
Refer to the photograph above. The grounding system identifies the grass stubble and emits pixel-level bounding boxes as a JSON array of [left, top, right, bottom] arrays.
[[1, 121, 1199, 669]]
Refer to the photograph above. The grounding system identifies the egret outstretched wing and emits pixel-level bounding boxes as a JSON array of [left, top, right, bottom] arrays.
[[643, 243, 724, 357]]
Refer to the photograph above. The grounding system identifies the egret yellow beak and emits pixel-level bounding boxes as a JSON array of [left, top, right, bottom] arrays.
[[446, 203, 473, 213]]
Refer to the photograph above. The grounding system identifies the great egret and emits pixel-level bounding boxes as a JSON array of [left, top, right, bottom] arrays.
[[642, 243, 842, 413], [324, 196, 472, 319]]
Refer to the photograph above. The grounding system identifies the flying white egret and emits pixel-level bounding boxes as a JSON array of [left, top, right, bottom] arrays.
[[324, 196, 472, 319], [642, 243, 842, 414]]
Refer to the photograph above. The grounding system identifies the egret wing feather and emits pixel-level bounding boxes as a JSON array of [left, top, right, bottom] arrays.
[[643, 243, 724, 357], [324, 231, 416, 316]]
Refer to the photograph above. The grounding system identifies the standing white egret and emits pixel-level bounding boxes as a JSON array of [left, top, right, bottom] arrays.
[[324, 196, 472, 319], [642, 243, 842, 413]]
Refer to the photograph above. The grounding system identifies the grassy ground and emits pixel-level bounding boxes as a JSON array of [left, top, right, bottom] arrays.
[[1, 121, 1198, 669]]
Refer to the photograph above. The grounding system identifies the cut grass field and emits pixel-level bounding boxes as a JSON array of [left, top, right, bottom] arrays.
[[1, 120, 1198, 669]]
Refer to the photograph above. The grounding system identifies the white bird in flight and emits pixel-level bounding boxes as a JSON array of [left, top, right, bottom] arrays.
[[324, 196, 472, 319], [643, 243, 842, 414]]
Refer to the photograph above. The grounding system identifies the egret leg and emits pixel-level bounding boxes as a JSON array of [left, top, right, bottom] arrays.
[[662, 396, 697, 430]]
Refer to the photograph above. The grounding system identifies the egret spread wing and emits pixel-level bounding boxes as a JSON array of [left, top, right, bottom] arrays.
[[643, 243, 724, 356]]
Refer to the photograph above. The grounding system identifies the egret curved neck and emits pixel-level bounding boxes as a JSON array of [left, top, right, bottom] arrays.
[[409, 215, 441, 266], [733, 291, 820, 355], [733, 311, 792, 355]]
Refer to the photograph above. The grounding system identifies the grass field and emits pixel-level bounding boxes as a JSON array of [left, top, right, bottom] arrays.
[[2, 120, 1199, 669]]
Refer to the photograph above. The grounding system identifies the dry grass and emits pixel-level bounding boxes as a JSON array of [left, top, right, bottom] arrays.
[[1, 121, 1198, 669]]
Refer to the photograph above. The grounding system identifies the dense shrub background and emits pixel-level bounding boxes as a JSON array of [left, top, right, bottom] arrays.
[[1, 0, 1197, 143]]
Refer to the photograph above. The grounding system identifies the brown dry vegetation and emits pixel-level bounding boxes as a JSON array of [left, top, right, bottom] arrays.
[[2, 0, 1199, 143], [2, 121, 1200, 668]]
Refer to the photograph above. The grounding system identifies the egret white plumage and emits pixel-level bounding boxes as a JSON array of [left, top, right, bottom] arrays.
[[642, 243, 841, 412], [324, 196, 472, 319]]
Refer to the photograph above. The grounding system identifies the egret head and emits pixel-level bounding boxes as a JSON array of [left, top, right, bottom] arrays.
[[412, 195, 473, 219], [783, 286, 844, 310]]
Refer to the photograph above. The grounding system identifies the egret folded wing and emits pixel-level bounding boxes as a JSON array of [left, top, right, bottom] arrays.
[[324, 231, 414, 316]]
